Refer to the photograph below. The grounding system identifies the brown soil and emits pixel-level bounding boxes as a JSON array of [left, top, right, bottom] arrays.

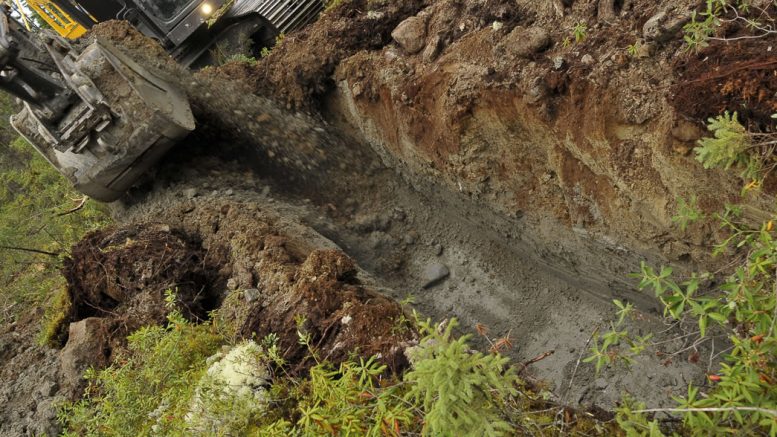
[[111, 186, 418, 373], [239, 0, 431, 110]]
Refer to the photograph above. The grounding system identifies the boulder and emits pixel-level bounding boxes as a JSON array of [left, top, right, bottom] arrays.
[[59, 317, 110, 394], [391, 16, 428, 54], [643, 10, 690, 43], [495, 26, 551, 58]]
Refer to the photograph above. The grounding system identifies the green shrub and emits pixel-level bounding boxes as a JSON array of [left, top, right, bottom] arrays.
[[672, 196, 705, 232], [60, 311, 224, 436], [694, 112, 752, 174], [61, 309, 539, 436], [405, 317, 519, 436], [599, 209, 777, 435]]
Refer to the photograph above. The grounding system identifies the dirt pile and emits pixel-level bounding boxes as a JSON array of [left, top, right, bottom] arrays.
[[111, 183, 418, 373]]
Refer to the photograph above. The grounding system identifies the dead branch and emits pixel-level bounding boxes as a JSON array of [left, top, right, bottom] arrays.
[[517, 350, 555, 373], [56, 196, 88, 217], [0, 244, 60, 257]]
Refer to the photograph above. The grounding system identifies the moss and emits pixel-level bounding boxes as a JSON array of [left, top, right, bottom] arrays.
[[37, 286, 72, 347]]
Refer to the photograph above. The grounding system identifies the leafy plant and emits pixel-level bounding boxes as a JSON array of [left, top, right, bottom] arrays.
[[604, 211, 777, 435], [672, 196, 705, 231], [585, 299, 652, 373], [572, 21, 588, 43], [60, 310, 224, 436], [405, 317, 519, 436], [683, 0, 777, 51], [626, 41, 642, 57]]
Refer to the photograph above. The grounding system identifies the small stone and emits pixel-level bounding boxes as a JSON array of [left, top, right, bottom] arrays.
[[581, 54, 594, 65], [422, 263, 450, 288], [434, 244, 444, 256], [643, 10, 690, 43], [594, 378, 608, 390], [636, 41, 655, 58], [227, 278, 239, 291], [225, 189, 234, 196], [341, 315, 353, 325], [671, 120, 704, 142], [243, 288, 260, 303], [38, 379, 58, 397], [183, 188, 198, 199], [495, 26, 551, 58], [422, 34, 444, 63], [553, 56, 565, 70], [391, 15, 428, 54]]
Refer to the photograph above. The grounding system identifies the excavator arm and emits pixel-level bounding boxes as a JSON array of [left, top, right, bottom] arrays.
[[0, 4, 195, 201], [23, 0, 89, 39]]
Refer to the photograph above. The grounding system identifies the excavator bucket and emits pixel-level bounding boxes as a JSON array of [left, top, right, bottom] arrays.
[[11, 38, 195, 202]]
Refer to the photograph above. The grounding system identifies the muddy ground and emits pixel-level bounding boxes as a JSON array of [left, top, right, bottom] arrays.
[[3, 0, 776, 435]]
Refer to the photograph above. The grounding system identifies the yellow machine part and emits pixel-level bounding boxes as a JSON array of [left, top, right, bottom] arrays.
[[24, 0, 88, 39]]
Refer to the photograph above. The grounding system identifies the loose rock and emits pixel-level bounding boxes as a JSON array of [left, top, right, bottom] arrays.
[[59, 318, 110, 394], [422, 262, 450, 288], [391, 15, 428, 54], [495, 26, 551, 58]]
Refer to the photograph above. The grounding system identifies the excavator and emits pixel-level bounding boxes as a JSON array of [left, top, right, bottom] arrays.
[[0, 0, 321, 201], [22, 0, 323, 65]]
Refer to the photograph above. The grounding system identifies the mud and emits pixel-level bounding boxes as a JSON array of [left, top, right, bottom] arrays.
[[112, 182, 418, 373]]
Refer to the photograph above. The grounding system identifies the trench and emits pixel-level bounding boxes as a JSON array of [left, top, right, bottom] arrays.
[[121, 74, 710, 409]]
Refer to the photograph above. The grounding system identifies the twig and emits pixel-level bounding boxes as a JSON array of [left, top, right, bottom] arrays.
[[56, 196, 88, 217], [634, 406, 777, 417], [564, 324, 600, 402], [517, 350, 555, 374], [707, 337, 715, 374], [0, 244, 60, 257]]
